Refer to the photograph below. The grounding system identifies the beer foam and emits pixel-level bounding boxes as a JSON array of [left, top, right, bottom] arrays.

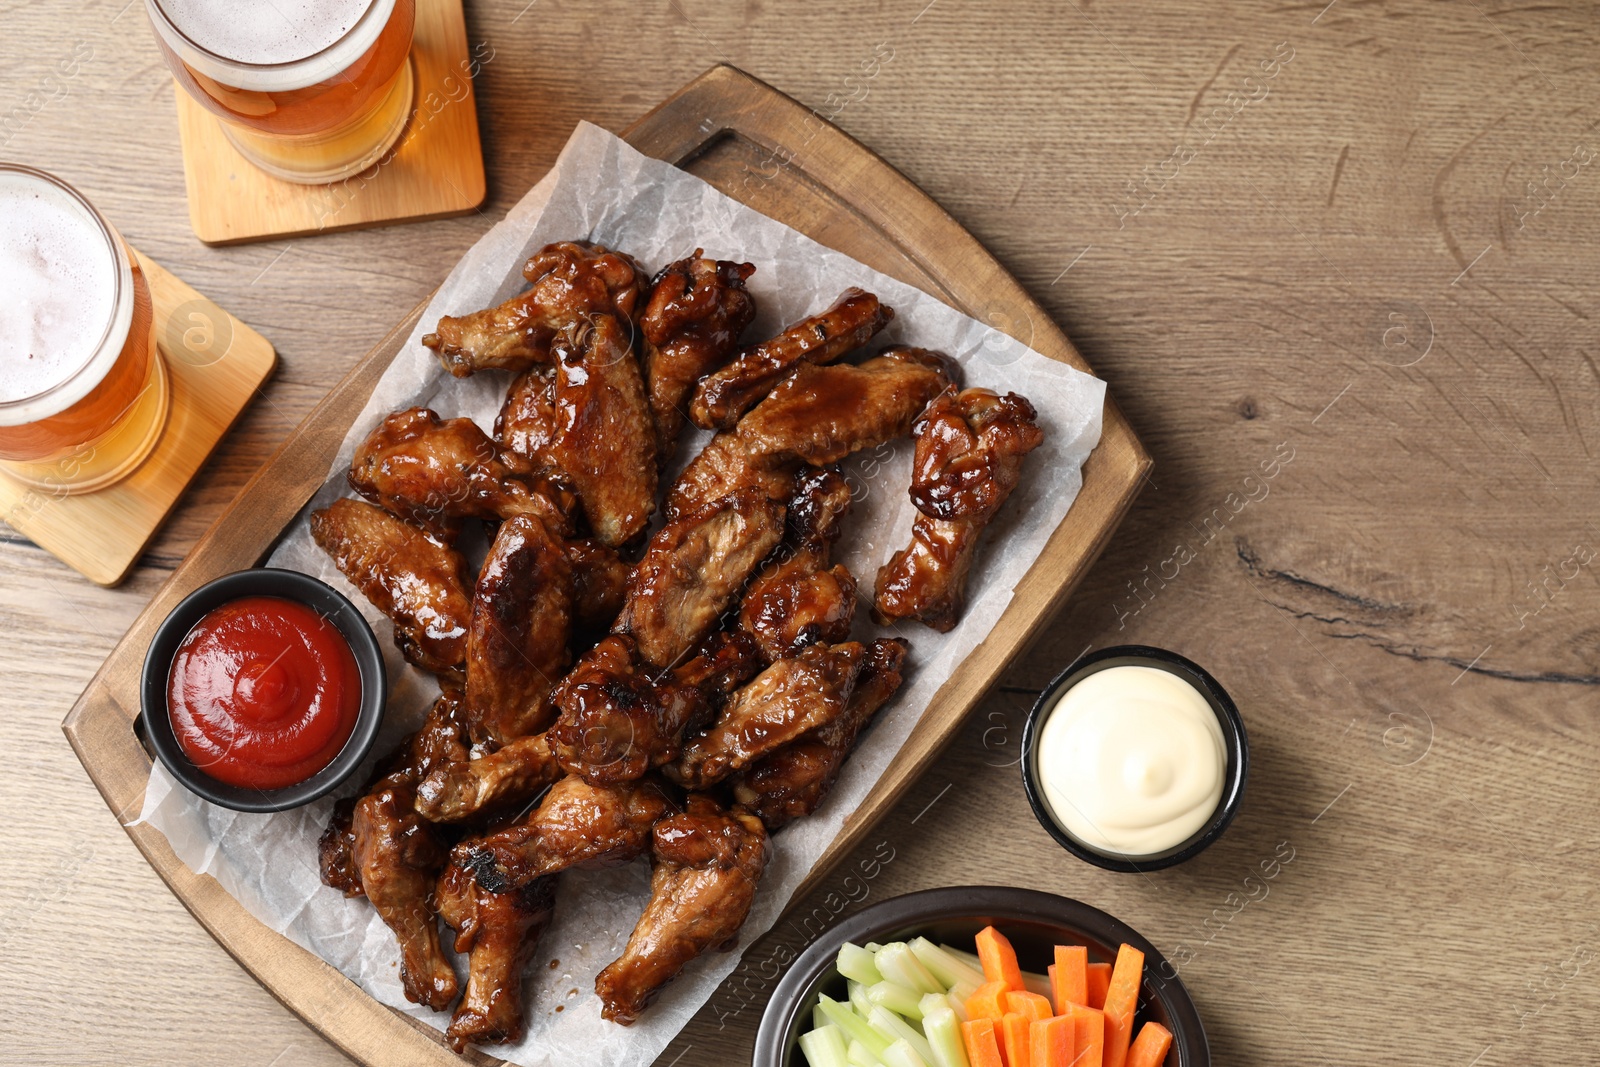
[[151, 0, 397, 92], [0, 171, 123, 417]]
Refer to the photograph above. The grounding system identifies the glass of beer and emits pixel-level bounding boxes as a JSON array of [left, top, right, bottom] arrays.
[[0, 166, 170, 495], [144, 0, 417, 184]]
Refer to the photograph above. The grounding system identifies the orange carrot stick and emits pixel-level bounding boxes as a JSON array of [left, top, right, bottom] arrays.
[[1052, 945, 1088, 1012], [1069, 1004, 1106, 1067], [1005, 990, 1055, 1022], [1102, 945, 1145, 1067], [1029, 1015, 1076, 1067], [963, 1019, 1006, 1067], [967, 979, 1012, 1021], [1125, 1022, 1173, 1067], [977, 926, 1025, 991], [1000, 1012, 1034, 1067], [1086, 963, 1112, 1010]]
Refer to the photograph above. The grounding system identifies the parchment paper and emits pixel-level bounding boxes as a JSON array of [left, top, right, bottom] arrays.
[[137, 121, 1106, 1066]]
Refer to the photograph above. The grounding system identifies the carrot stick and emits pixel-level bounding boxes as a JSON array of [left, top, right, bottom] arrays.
[[1005, 990, 1055, 1022], [1068, 1004, 1106, 1067], [1052, 946, 1088, 1012], [967, 979, 1012, 1021], [963, 1019, 1006, 1067], [1086, 963, 1111, 1010], [1125, 1022, 1173, 1067], [1101, 945, 1145, 1067], [1031, 1014, 1076, 1067], [1000, 1012, 1033, 1067], [976, 926, 1025, 991]]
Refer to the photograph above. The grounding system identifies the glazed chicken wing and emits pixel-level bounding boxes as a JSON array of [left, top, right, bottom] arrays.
[[874, 388, 1044, 631], [640, 253, 757, 462], [595, 795, 771, 1024], [413, 733, 563, 824], [689, 288, 893, 431], [421, 240, 646, 377], [310, 498, 472, 674], [348, 407, 572, 541], [731, 638, 907, 828], [435, 860, 556, 1051], [465, 515, 573, 748], [668, 641, 866, 790], [739, 467, 858, 662]]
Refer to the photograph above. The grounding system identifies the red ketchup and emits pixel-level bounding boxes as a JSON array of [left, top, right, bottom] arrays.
[[167, 596, 362, 790]]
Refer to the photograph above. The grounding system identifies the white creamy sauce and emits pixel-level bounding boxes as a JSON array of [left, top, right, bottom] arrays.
[[1036, 665, 1225, 856]]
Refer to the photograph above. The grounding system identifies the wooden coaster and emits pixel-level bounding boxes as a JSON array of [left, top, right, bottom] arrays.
[[0, 251, 276, 586], [174, 0, 486, 245]]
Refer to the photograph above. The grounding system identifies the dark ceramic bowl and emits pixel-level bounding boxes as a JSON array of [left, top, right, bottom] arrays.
[[140, 568, 387, 812], [754, 885, 1207, 1067], [1020, 645, 1247, 872]]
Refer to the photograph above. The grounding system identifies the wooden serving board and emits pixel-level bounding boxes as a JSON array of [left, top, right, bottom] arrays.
[[62, 65, 1150, 1066]]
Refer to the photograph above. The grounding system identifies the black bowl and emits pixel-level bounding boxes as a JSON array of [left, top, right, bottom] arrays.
[[1020, 644, 1247, 872], [140, 568, 387, 812], [753, 885, 1207, 1067]]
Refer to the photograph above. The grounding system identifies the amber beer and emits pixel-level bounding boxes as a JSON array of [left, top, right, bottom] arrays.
[[145, 0, 417, 184], [0, 166, 169, 494]]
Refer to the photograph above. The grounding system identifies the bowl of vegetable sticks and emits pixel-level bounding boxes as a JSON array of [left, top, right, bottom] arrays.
[[754, 885, 1206, 1067]]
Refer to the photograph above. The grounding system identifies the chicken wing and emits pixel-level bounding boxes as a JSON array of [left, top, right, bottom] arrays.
[[413, 733, 563, 824], [739, 467, 857, 662], [564, 537, 629, 636], [465, 515, 573, 748], [668, 346, 957, 519], [689, 288, 893, 431], [348, 407, 572, 542], [874, 388, 1044, 631], [731, 638, 907, 829], [460, 774, 676, 892], [613, 489, 786, 669], [310, 498, 472, 675], [639, 253, 757, 461], [595, 795, 771, 1024], [421, 240, 646, 377], [668, 641, 865, 790], [317, 796, 362, 897], [435, 860, 556, 1051]]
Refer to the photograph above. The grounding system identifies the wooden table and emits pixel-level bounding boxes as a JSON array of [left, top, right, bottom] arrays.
[[4, 3, 1596, 1064]]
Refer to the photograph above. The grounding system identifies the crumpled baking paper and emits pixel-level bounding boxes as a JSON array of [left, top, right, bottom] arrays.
[[137, 121, 1106, 1065]]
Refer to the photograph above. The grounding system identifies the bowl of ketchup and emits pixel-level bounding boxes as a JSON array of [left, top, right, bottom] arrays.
[[141, 568, 387, 811]]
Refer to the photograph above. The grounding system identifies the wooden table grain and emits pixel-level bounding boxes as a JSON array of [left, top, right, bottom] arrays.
[[4, 3, 1597, 1065]]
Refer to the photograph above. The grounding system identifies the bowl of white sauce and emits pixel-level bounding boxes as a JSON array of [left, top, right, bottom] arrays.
[[1020, 645, 1247, 872]]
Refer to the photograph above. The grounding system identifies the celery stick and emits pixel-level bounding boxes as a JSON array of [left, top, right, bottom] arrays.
[[800, 1025, 850, 1067], [814, 1003, 831, 1031], [865, 942, 885, 952], [848, 1040, 886, 1067], [867, 1005, 935, 1065], [917, 992, 951, 1020], [818, 995, 891, 1057], [875, 943, 942, 995], [1021, 971, 1052, 1000], [849, 980, 873, 1019], [945, 980, 976, 1022], [910, 938, 986, 990], [868, 981, 925, 1020], [939, 945, 984, 971], [922, 1007, 971, 1067], [882, 1039, 931, 1067], [839, 942, 885, 985]]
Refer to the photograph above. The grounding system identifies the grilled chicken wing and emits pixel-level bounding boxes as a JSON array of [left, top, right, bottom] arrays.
[[349, 407, 572, 541], [668, 346, 957, 519], [668, 641, 865, 790], [435, 860, 556, 1051], [310, 498, 472, 674], [421, 241, 646, 377], [595, 795, 771, 1024], [739, 467, 857, 662], [640, 253, 757, 461], [414, 733, 563, 824], [465, 515, 573, 748], [547, 632, 762, 785], [460, 774, 676, 892], [731, 638, 907, 828], [317, 797, 362, 897], [874, 388, 1044, 631], [689, 288, 893, 431], [564, 537, 629, 636]]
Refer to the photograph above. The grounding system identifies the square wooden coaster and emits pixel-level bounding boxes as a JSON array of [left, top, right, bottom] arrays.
[[174, 0, 486, 245], [0, 251, 276, 586]]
